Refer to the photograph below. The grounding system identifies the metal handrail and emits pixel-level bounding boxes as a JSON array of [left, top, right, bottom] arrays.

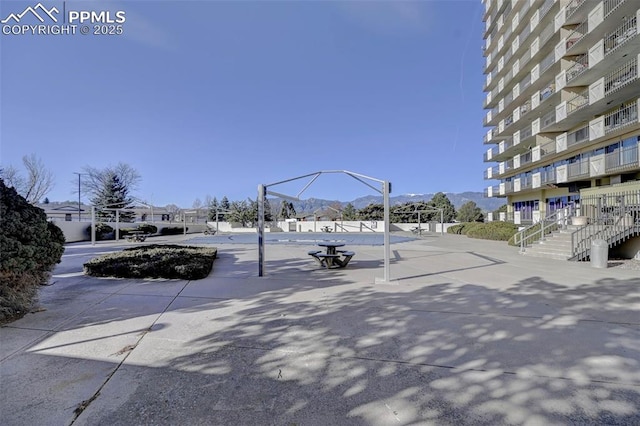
[[570, 190, 640, 260], [514, 205, 574, 252]]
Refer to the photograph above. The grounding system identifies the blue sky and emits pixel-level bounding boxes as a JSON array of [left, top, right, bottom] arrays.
[[1, 0, 486, 207]]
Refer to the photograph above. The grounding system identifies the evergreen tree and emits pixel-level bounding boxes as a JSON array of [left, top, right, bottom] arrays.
[[342, 203, 357, 220], [428, 192, 456, 222], [279, 200, 296, 219], [357, 203, 384, 220], [207, 197, 219, 221], [220, 196, 231, 221], [91, 173, 135, 222], [457, 201, 484, 222]]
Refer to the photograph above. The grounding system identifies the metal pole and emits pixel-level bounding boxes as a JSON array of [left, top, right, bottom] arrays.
[[383, 180, 391, 282], [258, 184, 265, 277], [91, 206, 96, 246], [73, 172, 81, 221], [216, 211, 219, 233], [440, 209, 444, 235], [183, 213, 186, 235], [116, 210, 120, 241]]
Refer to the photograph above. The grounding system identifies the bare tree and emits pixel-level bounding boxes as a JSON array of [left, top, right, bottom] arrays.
[[0, 154, 55, 203], [80, 163, 140, 201], [192, 198, 203, 209]]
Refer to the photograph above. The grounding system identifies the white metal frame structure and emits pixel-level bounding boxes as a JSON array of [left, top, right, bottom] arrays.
[[257, 170, 393, 283]]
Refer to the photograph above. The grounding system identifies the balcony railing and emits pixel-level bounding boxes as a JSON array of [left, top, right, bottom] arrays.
[[539, 0, 555, 21], [566, 89, 589, 115], [567, 125, 589, 147], [565, 0, 586, 20], [541, 168, 556, 184], [540, 82, 555, 103], [604, 0, 625, 18], [520, 125, 533, 141], [604, 58, 638, 94], [540, 51, 555, 74], [566, 20, 587, 51], [520, 73, 531, 91], [520, 175, 532, 190], [605, 144, 639, 172], [604, 16, 637, 56], [520, 99, 532, 118], [541, 109, 556, 130], [566, 54, 588, 83], [604, 103, 639, 134], [568, 159, 589, 179], [539, 21, 555, 48]]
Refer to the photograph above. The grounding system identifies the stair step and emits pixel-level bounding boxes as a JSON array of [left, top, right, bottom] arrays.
[[522, 250, 570, 260]]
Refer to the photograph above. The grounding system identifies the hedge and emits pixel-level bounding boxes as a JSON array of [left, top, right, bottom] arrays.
[[1, 180, 65, 322], [84, 244, 217, 280], [447, 221, 519, 242]]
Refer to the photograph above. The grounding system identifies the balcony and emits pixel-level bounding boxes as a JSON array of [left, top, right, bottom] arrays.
[[568, 159, 589, 179], [565, 20, 587, 53], [605, 144, 639, 173], [567, 125, 589, 148], [604, 102, 639, 134], [604, 58, 638, 95], [603, 0, 626, 18], [540, 168, 556, 185], [565, 54, 588, 84], [540, 109, 556, 131], [604, 16, 637, 56], [566, 89, 589, 115], [565, 0, 587, 23]]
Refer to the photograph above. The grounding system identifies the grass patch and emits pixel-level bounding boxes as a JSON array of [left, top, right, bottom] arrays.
[[84, 244, 217, 280]]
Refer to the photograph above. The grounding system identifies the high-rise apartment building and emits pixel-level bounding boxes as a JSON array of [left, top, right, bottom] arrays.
[[483, 0, 640, 224]]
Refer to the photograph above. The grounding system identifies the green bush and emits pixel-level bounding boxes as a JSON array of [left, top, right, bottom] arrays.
[[465, 221, 518, 241], [447, 223, 467, 235], [160, 226, 186, 235], [138, 223, 158, 234], [84, 244, 217, 280], [86, 223, 114, 240], [0, 180, 65, 322]]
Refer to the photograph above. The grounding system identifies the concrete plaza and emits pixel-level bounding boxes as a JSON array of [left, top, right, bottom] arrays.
[[1, 233, 639, 425]]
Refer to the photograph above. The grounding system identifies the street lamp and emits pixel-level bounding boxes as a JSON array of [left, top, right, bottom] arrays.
[[73, 172, 83, 221]]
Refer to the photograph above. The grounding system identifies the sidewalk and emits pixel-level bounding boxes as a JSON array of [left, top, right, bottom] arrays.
[[1, 233, 639, 425]]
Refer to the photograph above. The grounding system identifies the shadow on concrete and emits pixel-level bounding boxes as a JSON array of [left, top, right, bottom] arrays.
[[2, 243, 640, 425]]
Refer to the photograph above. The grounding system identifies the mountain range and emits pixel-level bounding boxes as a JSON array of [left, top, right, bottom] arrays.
[[273, 192, 504, 213]]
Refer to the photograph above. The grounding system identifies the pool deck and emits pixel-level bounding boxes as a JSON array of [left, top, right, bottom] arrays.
[[1, 232, 639, 425]]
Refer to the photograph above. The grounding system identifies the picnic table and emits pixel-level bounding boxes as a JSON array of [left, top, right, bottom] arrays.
[[125, 231, 148, 242], [309, 241, 355, 268]]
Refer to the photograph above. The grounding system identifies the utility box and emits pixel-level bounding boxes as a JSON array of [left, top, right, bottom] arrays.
[[591, 239, 608, 268]]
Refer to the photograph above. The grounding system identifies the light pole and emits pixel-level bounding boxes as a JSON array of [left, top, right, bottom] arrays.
[[73, 172, 82, 221]]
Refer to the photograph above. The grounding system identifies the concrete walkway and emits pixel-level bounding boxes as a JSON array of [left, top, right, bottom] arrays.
[[1, 233, 639, 425]]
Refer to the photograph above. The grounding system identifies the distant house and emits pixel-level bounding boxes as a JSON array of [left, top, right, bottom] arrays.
[[37, 204, 85, 222]]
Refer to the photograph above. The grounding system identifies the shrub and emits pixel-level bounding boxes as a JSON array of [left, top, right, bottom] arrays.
[[465, 221, 518, 241], [86, 223, 114, 240], [447, 224, 467, 235], [137, 223, 158, 234], [160, 226, 186, 235], [0, 180, 65, 322], [84, 244, 217, 280]]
